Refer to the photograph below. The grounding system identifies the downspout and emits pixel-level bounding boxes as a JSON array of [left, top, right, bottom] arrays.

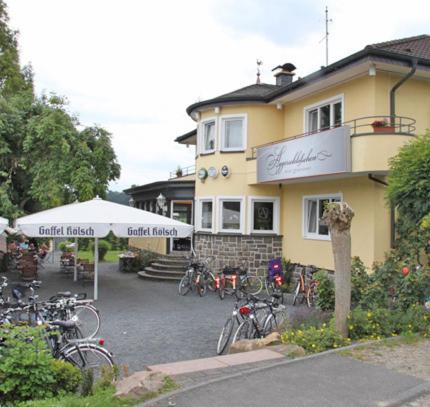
[[389, 58, 417, 126], [368, 174, 395, 248]]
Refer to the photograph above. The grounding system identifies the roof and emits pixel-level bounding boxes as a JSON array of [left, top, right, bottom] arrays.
[[186, 83, 280, 115], [124, 180, 195, 195], [175, 129, 197, 144], [186, 34, 430, 116], [368, 34, 430, 60]]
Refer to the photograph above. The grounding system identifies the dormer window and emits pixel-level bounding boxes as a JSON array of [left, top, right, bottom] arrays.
[[305, 95, 343, 133]]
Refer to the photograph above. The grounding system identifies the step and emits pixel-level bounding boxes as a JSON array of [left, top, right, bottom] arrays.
[[137, 271, 182, 282], [151, 262, 187, 270], [156, 258, 189, 267], [144, 267, 185, 277]]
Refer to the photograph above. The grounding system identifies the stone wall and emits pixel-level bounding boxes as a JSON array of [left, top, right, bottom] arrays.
[[194, 233, 282, 276]]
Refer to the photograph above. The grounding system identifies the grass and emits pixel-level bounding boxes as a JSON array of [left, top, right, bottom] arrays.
[[20, 377, 179, 407], [78, 250, 123, 263]]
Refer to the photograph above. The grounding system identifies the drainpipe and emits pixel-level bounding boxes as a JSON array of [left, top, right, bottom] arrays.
[[368, 174, 395, 248], [389, 59, 417, 126]]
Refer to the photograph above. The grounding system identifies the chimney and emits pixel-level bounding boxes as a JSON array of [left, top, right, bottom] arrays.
[[272, 62, 296, 86]]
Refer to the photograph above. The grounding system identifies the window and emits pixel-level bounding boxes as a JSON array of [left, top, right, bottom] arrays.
[[303, 194, 342, 239], [199, 118, 216, 153], [218, 197, 244, 233], [195, 198, 214, 232], [221, 115, 247, 151], [248, 197, 280, 234], [305, 96, 343, 133]]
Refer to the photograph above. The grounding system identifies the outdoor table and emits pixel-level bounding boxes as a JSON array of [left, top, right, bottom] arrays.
[[118, 253, 138, 273]]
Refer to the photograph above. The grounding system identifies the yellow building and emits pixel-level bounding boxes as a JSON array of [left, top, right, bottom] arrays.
[[176, 35, 430, 273]]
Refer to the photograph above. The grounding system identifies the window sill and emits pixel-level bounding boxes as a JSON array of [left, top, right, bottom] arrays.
[[199, 151, 216, 156], [303, 235, 331, 242], [220, 150, 245, 154]]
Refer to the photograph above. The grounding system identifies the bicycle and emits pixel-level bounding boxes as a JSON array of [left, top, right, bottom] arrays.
[[292, 266, 319, 307], [265, 258, 285, 304], [178, 256, 215, 296], [216, 264, 263, 300]]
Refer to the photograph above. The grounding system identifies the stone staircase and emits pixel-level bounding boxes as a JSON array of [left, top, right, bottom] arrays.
[[137, 252, 189, 282]]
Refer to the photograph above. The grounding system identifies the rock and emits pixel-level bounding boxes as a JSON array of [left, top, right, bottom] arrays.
[[115, 371, 166, 399], [229, 332, 282, 354], [271, 343, 306, 358]]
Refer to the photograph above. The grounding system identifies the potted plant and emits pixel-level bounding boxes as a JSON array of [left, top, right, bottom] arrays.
[[371, 119, 395, 133], [176, 166, 183, 177]]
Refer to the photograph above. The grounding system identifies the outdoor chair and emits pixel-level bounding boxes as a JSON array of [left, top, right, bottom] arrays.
[[79, 262, 95, 285]]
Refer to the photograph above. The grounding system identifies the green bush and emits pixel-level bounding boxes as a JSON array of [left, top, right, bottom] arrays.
[[0, 326, 82, 404], [58, 241, 74, 253], [281, 319, 348, 353], [89, 240, 111, 261], [313, 270, 335, 311], [348, 305, 430, 340]]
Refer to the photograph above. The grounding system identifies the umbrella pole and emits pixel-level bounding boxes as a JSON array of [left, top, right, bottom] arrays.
[[73, 237, 78, 282], [94, 237, 99, 300]]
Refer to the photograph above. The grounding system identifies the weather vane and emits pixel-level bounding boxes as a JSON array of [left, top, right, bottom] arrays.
[[256, 59, 263, 84]]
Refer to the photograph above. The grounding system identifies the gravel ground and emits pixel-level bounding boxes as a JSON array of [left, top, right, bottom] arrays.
[[341, 338, 430, 406]]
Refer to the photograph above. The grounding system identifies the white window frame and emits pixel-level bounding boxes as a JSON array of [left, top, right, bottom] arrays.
[[195, 197, 214, 232], [217, 196, 245, 234], [220, 114, 247, 152], [198, 117, 217, 154], [303, 94, 344, 133], [302, 193, 343, 241], [248, 196, 280, 234]]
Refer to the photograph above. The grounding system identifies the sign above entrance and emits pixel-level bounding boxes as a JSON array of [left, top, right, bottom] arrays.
[[256, 126, 351, 183]]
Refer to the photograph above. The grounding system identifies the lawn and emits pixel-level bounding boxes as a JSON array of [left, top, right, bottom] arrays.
[[78, 250, 123, 263]]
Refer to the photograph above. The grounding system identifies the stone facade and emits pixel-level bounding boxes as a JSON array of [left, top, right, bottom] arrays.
[[194, 233, 282, 276]]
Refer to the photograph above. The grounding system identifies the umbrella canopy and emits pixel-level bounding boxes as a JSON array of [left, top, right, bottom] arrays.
[[16, 198, 194, 299], [16, 197, 194, 238], [0, 216, 8, 234]]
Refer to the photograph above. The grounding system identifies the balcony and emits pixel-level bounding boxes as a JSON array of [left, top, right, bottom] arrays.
[[169, 165, 196, 180], [248, 116, 416, 184]]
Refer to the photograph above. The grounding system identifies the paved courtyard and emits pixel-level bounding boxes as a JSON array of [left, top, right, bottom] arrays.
[[7, 257, 236, 373]]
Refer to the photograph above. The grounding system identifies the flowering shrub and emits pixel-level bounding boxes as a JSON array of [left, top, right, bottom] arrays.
[[281, 320, 348, 353], [313, 270, 335, 311], [371, 119, 388, 127]]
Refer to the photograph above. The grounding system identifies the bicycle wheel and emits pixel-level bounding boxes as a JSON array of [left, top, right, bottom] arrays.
[[242, 276, 263, 295], [205, 272, 216, 292], [262, 314, 276, 336], [72, 305, 100, 339], [232, 320, 252, 343], [265, 279, 275, 296], [62, 343, 114, 381], [217, 317, 234, 355], [218, 278, 225, 300], [197, 278, 207, 297], [178, 275, 191, 296], [306, 285, 317, 308]]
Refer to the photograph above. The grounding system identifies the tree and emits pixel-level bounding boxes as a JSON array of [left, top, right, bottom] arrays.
[[0, 0, 120, 218], [387, 131, 430, 263], [322, 202, 355, 337]]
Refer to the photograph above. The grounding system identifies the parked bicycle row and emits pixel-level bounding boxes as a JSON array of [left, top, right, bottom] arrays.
[[178, 256, 288, 301], [0, 276, 114, 379]]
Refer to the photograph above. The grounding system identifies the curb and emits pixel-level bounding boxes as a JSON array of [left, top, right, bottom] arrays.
[[378, 382, 430, 407], [137, 338, 400, 407]]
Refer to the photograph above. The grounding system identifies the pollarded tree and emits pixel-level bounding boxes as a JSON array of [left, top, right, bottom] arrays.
[[387, 131, 430, 263], [322, 202, 355, 337]]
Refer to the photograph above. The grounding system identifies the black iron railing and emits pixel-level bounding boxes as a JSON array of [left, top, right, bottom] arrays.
[[249, 115, 416, 159]]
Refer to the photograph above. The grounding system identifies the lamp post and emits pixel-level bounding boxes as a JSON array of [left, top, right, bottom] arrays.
[[156, 193, 167, 216], [128, 197, 135, 207]]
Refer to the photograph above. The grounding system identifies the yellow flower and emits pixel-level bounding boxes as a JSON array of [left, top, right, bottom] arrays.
[[367, 312, 372, 318], [408, 324, 412, 328], [347, 338, 351, 342], [311, 344, 316, 348], [349, 325, 354, 330], [322, 323, 327, 327], [333, 344, 338, 348]]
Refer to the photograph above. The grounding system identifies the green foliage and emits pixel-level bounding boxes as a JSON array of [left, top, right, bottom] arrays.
[[80, 369, 94, 397], [281, 320, 349, 353], [93, 365, 120, 393], [313, 270, 335, 311], [387, 131, 430, 263], [350, 257, 369, 306], [0, 1, 120, 218], [89, 240, 111, 261], [282, 258, 294, 290], [396, 266, 430, 310], [59, 241, 74, 253], [348, 306, 430, 340], [0, 325, 81, 404]]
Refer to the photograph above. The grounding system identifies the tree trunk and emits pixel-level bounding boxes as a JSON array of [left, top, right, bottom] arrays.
[[322, 202, 354, 338], [331, 228, 351, 337]]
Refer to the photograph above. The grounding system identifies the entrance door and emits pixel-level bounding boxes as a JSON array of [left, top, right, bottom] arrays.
[[170, 201, 193, 252]]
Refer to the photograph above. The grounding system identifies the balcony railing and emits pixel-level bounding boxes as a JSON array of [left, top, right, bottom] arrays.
[[249, 115, 416, 159], [169, 165, 196, 179]]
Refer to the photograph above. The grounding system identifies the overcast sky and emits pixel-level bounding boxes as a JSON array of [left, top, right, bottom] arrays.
[[7, 0, 430, 191]]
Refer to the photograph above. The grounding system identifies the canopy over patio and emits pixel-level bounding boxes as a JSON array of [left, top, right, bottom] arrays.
[[15, 197, 194, 299], [0, 216, 8, 234]]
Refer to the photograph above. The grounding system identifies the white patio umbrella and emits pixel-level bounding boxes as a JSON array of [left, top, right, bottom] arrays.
[[16, 197, 194, 299], [0, 217, 8, 234]]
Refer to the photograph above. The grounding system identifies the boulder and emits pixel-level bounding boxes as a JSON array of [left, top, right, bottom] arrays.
[[229, 332, 282, 354], [271, 343, 306, 358], [115, 371, 166, 399]]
